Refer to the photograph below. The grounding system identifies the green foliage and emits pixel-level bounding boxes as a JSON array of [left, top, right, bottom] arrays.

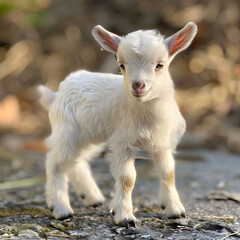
[[26, 12, 47, 28], [0, 2, 14, 17], [0, 0, 47, 28]]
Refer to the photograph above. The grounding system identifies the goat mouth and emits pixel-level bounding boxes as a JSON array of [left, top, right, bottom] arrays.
[[132, 90, 149, 98]]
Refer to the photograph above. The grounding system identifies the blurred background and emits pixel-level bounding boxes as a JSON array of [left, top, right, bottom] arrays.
[[0, 0, 239, 154]]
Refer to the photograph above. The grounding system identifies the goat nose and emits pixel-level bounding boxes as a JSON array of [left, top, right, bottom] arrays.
[[132, 82, 145, 91]]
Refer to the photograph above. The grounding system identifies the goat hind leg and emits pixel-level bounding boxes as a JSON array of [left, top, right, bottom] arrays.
[[67, 145, 105, 207]]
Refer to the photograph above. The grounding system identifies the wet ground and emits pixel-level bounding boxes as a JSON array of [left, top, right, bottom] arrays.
[[0, 134, 240, 239]]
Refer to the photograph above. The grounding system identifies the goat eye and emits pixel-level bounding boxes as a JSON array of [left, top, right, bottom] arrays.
[[156, 63, 164, 70], [120, 64, 125, 70]]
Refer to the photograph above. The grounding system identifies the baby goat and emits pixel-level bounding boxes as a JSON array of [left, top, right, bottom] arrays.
[[39, 22, 197, 226]]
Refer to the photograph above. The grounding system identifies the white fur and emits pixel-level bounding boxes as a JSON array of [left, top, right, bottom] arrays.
[[39, 22, 197, 223], [151, 150, 185, 217]]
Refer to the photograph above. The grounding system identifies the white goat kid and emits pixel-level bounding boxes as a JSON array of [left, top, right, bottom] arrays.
[[39, 22, 197, 226]]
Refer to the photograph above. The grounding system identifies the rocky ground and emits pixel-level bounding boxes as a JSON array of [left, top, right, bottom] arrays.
[[0, 134, 240, 240]]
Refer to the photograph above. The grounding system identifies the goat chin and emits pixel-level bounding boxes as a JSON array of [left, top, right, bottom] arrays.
[[39, 22, 197, 224]]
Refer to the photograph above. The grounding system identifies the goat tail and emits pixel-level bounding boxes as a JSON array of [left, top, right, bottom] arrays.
[[38, 85, 56, 111]]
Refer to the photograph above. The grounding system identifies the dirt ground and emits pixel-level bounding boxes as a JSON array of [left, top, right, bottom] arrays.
[[0, 133, 240, 240]]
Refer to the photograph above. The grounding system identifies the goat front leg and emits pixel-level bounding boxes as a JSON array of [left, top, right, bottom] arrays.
[[151, 150, 185, 218], [108, 149, 137, 227]]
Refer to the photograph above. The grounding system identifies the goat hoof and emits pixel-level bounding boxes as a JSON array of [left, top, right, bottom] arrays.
[[52, 207, 74, 220], [118, 218, 136, 228], [168, 212, 186, 219], [124, 218, 129, 228], [128, 220, 136, 228], [57, 213, 73, 221], [180, 212, 186, 218], [91, 202, 102, 208]]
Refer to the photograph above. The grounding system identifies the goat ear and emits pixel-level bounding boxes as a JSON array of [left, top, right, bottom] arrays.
[[92, 25, 122, 54], [164, 22, 197, 58]]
